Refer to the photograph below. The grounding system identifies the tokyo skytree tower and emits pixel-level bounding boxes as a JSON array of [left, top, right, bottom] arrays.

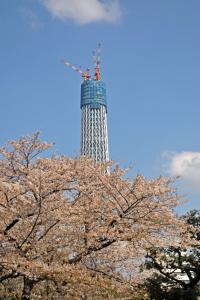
[[62, 44, 109, 163]]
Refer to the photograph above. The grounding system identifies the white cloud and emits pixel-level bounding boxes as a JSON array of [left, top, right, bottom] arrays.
[[166, 151, 200, 193], [41, 0, 121, 24]]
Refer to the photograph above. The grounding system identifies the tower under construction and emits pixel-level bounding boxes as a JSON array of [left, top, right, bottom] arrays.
[[63, 44, 109, 163]]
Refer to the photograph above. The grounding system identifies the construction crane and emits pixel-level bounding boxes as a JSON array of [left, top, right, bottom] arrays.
[[62, 43, 102, 81], [61, 59, 90, 81]]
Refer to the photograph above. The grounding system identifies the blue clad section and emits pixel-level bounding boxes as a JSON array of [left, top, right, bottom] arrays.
[[81, 80, 107, 111]]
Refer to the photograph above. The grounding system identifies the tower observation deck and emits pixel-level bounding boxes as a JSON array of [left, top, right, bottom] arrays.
[[62, 44, 109, 163]]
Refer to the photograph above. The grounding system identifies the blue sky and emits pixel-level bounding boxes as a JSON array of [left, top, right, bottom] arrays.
[[1, 0, 200, 212]]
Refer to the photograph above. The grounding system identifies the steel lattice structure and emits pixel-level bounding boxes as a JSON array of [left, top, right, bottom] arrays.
[[80, 89, 109, 162]]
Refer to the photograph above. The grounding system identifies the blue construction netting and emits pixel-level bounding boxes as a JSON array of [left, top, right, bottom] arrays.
[[81, 80, 107, 111]]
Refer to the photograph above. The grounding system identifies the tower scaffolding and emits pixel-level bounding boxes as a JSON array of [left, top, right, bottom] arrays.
[[62, 43, 109, 163]]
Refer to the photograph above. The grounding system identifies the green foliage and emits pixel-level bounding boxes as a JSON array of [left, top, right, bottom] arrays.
[[144, 274, 200, 300], [143, 210, 200, 299]]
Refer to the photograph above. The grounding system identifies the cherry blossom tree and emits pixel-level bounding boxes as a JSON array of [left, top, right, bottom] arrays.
[[0, 133, 185, 299]]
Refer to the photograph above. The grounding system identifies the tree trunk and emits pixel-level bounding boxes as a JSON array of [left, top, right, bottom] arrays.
[[21, 277, 35, 300]]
